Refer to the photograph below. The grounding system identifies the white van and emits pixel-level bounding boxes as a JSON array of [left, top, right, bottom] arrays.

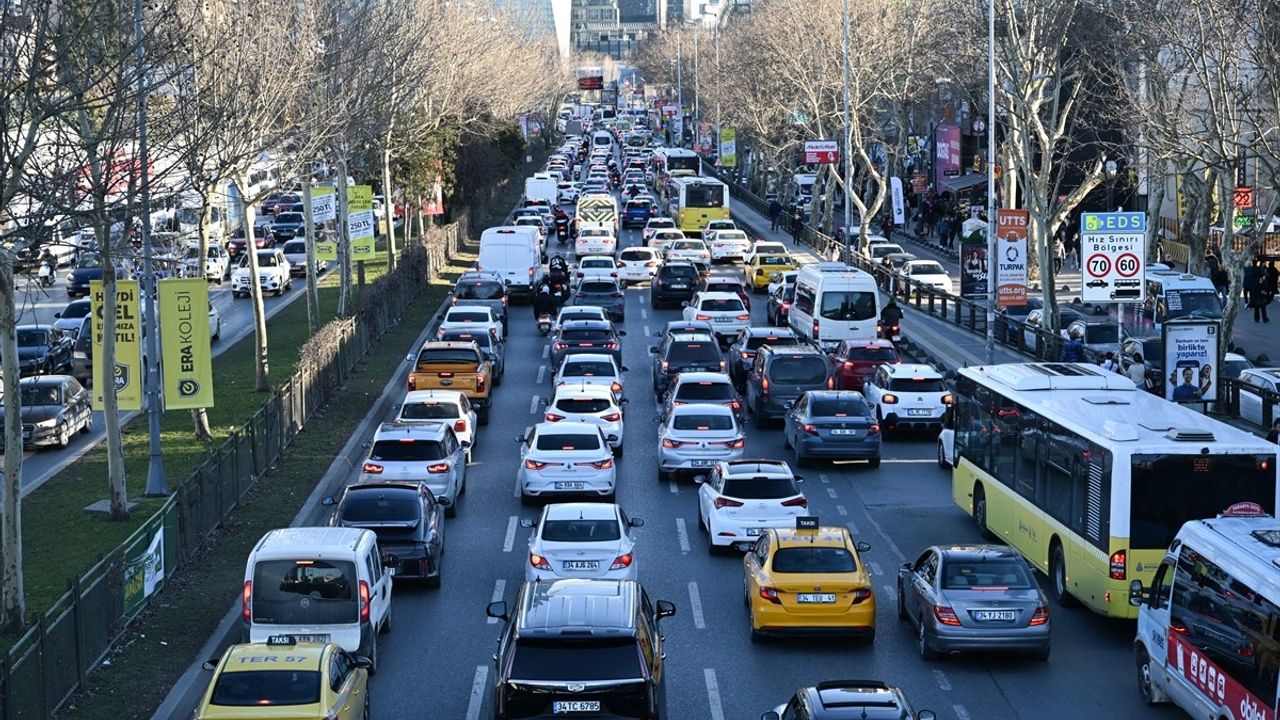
[[479, 226, 544, 298], [1141, 265, 1223, 331], [789, 263, 881, 350], [1129, 503, 1280, 719], [243, 527, 393, 670], [592, 130, 615, 153], [790, 173, 817, 213]]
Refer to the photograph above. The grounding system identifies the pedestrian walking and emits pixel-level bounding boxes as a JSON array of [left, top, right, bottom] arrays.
[[1125, 352, 1150, 390], [1266, 259, 1279, 301], [880, 212, 894, 239], [1244, 260, 1261, 312], [1251, 264, 1271, 323], [790, 206, 804, 243], [1053, 237, 1066, 275], [768, 198, 783, 232]]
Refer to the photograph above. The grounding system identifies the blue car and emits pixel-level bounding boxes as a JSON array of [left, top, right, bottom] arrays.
[[783, 390, 881, 468], [622, 198, 654, 228]]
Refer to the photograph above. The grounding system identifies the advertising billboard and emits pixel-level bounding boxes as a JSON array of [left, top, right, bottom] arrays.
[[995, 209, 1028, 307]]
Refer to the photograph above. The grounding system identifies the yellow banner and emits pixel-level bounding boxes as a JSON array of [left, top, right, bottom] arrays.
[[348, 185, 376, 262], [158, 278, 214, 409], [90, 279, 143, 411], [312, 186, 338, 261]]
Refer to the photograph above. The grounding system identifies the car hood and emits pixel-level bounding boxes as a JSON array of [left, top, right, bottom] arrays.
[[3, 405, 62, 424]]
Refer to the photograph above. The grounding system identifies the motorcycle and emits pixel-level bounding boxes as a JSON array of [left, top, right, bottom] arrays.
[[37, 260, 55, 288], [556, 221, 569, 244], [876, 321, 902, 344], [537, 313, 553, 336]]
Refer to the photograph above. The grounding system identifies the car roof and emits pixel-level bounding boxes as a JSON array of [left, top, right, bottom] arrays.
[[16, 324, 54, 332], [884, 363, 943, 379], [670, 402, 734, 417], [934, 544, 1023, 562], [220, 641, 326, 672], [543, 502, 620, 521], [695, 291, 742, 301], [552, 383, 616, 399], [842, 338, 894, 349], [534, 420, 601, 435], [802, 682, 908, 719], [342, 480, 427, 497], [722, 459, 792, 477], [561, 353, 617, 365], [373, 421, 448, 440], [675, 371, 732, 384], [668, 332, 717, 343], [745, 326, 796, 337], [761, 344, 826, 357], [560, 319, 613, 331], [773, 526, 851, 548], [802, 390, 868, 403], [515, 579, 638, 637], [402, 390, 466, 403], [18, 375, 69, 387]]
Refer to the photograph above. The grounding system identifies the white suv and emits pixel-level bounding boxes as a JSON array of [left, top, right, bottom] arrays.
[[861, 363, 952, 436], [682, 291, 750, 341], [231, 248, 291, 297], [696, 459, 807, 553]]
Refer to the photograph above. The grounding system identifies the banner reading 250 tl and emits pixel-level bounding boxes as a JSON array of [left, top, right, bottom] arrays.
[[158, 278, 214, 409], [311, 185, 338, 262], [90, 279, 143, 411], [348, 184, 376, 262]]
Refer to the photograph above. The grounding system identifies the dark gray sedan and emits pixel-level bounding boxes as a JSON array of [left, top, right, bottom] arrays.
[[324, 481, 448, 586], [16, 324, 74, 376], [896, 544, 1050, 661], [782, 390, 881, 468], [0, 375, 93, 449], [571, 277, 626, 322], [550, 319, 625, 368]]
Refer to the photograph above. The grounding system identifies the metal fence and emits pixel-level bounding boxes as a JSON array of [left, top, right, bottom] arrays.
[[0, 216, 471, 719]]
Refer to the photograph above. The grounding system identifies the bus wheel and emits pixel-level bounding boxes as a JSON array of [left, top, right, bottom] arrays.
[[972, 485, 992, 540], [1049, 542, 1078, 607]]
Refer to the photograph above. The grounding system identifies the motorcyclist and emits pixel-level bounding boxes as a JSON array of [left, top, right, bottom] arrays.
[[879, 300, 903, 331], [627, 184, 641, 199], [532, 283, 556, 320], [548, 256, 569, 286]]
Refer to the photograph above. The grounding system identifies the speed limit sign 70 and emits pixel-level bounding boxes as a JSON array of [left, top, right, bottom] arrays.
[[1080, 212, 1147, 304]]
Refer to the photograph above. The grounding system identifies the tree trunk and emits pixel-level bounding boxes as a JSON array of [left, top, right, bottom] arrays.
[[302, 180, 320, 334], [383, 146, 396, 272], [337, 159, 351, 317], [100, 240, 129, 520], [0, 255, 26, 634], [191, 194, 214, 441], [237, 172, 271, 391]]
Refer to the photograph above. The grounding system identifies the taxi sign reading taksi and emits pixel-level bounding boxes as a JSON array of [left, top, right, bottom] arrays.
[[1080, 212, 1146, 304]]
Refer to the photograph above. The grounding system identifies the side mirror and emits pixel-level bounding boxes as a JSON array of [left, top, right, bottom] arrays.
[[520, 517, 537, 528], [783, 400, 794, 409], [692, 474, 706, 484], [515, 435, 528, 444], [655, 599, 677, 620], [616, 329, 627, 337], [201, 657, 221, 671], [361, 440, 371, 449], [680, 301, 689, 308], [321, 496, 337, 507], [537, 397, 549, 406], [855, 541, 872, 553], [793, 475, 805, 483], [621, 366, 630, 372], [461, 440, 472, 449], [54, 312, 62, 318], [353, 655, 374, 670], [620, 398, 630, 405], [486, 600, 509, 622], [1128, 579, 1147, 607], [917, 712, 937, 720], [437, 496, 453, 508], [629, 518, 644, 528]]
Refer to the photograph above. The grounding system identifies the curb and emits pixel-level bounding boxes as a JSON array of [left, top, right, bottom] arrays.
[[149, 289, 453, 720]]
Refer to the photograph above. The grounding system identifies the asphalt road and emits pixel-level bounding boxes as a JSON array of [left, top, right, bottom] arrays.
[[355, 219, 1183, 719]]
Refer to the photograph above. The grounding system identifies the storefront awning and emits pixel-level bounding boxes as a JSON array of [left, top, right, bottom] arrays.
[[941, 173, 988, 193]]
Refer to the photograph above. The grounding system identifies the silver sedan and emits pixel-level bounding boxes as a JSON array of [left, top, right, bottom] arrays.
[[656, 403, 745, 482]]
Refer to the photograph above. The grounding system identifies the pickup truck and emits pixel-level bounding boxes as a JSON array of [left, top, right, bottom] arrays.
[[407, 341, 493, 424]]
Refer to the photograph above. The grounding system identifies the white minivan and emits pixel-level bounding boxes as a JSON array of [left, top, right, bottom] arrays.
[[592, 130, 614, 153], [243, 527, 394, 671], [479, 226, 544, 299], [788, 263, 881, 350]]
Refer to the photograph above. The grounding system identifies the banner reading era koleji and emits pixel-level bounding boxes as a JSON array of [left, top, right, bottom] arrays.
[[158, 278, 214, 409]]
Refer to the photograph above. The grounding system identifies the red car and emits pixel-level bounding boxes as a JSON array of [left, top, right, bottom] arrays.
[[226, 225, 272, 261], [832, 339, 900, 391]]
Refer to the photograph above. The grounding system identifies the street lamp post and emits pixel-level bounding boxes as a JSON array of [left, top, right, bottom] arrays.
[[1105, 160, 1122, 346], [983, 0, 997, 365], [841, 0, 853, 261]]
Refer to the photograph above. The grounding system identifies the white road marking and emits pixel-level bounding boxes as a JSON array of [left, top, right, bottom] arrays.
[[669, 479, 678, 494], [860, 507, 906, 562], [529, 395, 541, 414], [846, 519, 860, 534], [643, 325, 650, 338], [688, 581, 706, 629], [536, 365, 546, 383], [704, 668, 726, 720], [503, 516, 519, 552], [953, 705, 971, 720], [819, 473, 829, 484], [486, 580, 506, 624], [541, 344, 549, 359], [826, 487, 838, 499], [933, 669, 952, 691], [464, 665, 489, 720], [881, 584, 896, 601], [676, 518, 690, 553], [640, 307, 648, 319], [836, 504, 848, 516], [867, 560, 883, 576]]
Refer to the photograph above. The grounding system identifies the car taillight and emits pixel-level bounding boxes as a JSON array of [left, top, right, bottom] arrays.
[[720, 438, 745, 449], [407, 376, 417, 390], [545, 412, 564, 422], [781, 496, 808, 508], [242, 581, 252, 620], [842, 360, 855, 368], [604, 342, 618, 350], [610, 553, 633, 570], [359, 580, 371, 622], [869, 423, 881, 435], [662, 438, 684, 449], [852, 588, 873, 604], [586, 458, 614, 469], [644, 261, 656, 267], [740, 351, 751, 359], [812, 320, 820, 339], [696, 314, 711, 321], [729, 400, 741, 410], [554, 342, 567, 350], [827, 376, 835, 389], [1030, 606, 1049, 626], [530, 553, 552, 570], [781, 302, 791, 309], [713, 496, 744, 509], [612, 292, 623, 298], [1109, 549, 1127, 580], [736, 314, 750, 321], [611, 382, 622, 393], [362, 463, 383, 474], [602, 412, 621, 422], [454, 419, 467, 433], [761, 377, 770, 395], [661, 361, 669, 373], [525, 459, 549, 470], [881, 393, 898, 404], [758, 586, 781, 604], [801, 423, 818, 435], [427, 463, 450, 473], [933, 604, 962, 626]]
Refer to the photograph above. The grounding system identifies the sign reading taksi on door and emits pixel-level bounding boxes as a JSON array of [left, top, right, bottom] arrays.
[[1080, 212, 1146, 304]]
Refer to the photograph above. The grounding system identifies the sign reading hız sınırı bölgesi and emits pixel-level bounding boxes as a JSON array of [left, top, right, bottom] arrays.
[[995, 209, 1029, 307], [90, 280, 143, 411], [158, 278, 214, 410], [1162, 319, 1220, 404], [1080, 212, 1146, 304]]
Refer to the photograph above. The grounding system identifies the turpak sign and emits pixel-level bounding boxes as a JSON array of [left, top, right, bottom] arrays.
[[995, 209, 1029, 307], [91, 279, 143, 411], [1162, 319, 1221, 403], [348, 185, 376, 262], [158, 278, 214, 409], [311, 186, 338, 261]]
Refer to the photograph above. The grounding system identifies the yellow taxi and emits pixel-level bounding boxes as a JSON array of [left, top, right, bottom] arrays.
[[743, 517, 876, 642], [747, 253, 796, 292], [195, 635, 370, 719]]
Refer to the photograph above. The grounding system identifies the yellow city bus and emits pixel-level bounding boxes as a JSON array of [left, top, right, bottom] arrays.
[[666, 177, 729, 235], [948, 362, 1279, 618], [652, 149, 701, 191]]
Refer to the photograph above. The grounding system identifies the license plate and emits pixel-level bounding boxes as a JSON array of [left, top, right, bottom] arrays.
[[690, 459, 715, 467], [974, 610, 1016, 621], [562, 560, 599, 570], [907, 408, 932, 417], [386, 567, 397, 576], [553, 701, 601, 713], [796, 593, 837, 604], [293, 634, 330, 643], [669, 283, 687, 289], [745, 527, 763, 536], [554, 481, 585, 490], [830, 429, 857, 436], [714, 317, 733, 324]]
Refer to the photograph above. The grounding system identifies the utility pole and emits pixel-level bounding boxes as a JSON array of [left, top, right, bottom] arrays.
[[841, 0, 853, 262], [135, 0, 165, 496], [337, 157, 351, 317], [984, 0, 997, 365]]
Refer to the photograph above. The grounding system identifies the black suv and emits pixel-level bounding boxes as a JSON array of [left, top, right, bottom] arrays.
[[762, 680, 936, 720], [487, 579, 677, 720], [649, 331, 726, 398], [650, 260, 699, 308], [745, 344, 834, 427]]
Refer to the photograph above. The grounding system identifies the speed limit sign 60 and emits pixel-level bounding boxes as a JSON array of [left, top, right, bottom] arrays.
[[1080, 212, 1147, 304]]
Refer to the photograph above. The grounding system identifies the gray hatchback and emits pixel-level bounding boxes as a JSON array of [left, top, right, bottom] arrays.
[[744, 345, 833, 427]]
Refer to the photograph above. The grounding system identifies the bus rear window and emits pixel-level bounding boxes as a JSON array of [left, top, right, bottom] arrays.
[[1130, 454, 1276, 549]]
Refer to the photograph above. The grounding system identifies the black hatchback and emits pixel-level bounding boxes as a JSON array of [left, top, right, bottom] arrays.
[[650, 261, 699, 308], [323, 481, 448, 586], [650, 332, 726, 398]]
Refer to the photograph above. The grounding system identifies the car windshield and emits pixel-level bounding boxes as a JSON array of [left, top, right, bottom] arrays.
[[1083, 325, 1119, 344], [619, 250, 654, 262], [672, 241, 703, 250], [579, 282, 617, 294], [256, 253, 279, 267], [455, 281, 505, 300], [400, 402, 460, 420], [843, 346, 898, 362], [667, 342, 721, 364], [251, 559, 357, 625], [819, 291, 877, 321], [535, 433, 602, 451], [20, 385, 62, 406], [339, 493, 420, 523], [1165, 290, 1223, 319], [415, 348, 479, 367], [771, 547, 857, 573], [722, 477, 798, 499], [810, 398, 870, 417], [282, 241, 305, 255], [16, 329, 48, 346], [910, 262, 947, 275], [871, 245, 904, 258], [447, 311, 490, 324], [561, 329, 612, 343], [672, 414, 734, 431], [275, 212, 303, 223], [76, 255, 103, 269], [61, 302, 91, 319], [369, 439, 448, 462], [649, 220, 674, 228], [675, 382, 735, 401], [768, 356, 829, 384], [210, 670, 321, 707], [700, 298, 744, 312], [509, 638, 642, 682], [581, 260, 614, 269], [555, 398, 612, 413], [745, 335, 797, 351], [887, 378, 946, 392], [540, 519, 621, 542], [942, 559, 1036, 590], [562, 361, 616, 379]]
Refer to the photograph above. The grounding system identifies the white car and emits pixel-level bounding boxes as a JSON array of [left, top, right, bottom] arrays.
[[523, 502, 642, 582], [553, 353, 626, 401], [665, 239, 710, 264], [867, 243, 906, 263], [858, 234, 891, 259], [696, 459, 807, 552], [682, 291, 750, 340], [701, 219, 738, 245], [231, 249, 291, 298], [396, 389, 477, 451], [862, 363, 952, 436], [557, 182, 581, 204], [575, 225, 617, 257], [745, 240, 788, 263], [649, 229, 686, 252], [902, 259, 954, 294], [281, 238, 326, 278], [543, 382, 627, 455], [554, 305, 610, 329], [708, 229, 752, 263], [180, 243, 230, 283], [574, 255, 619, 285], [642, 217, 677, 246], [767, 270, 798, 298], [513, 215, 548, 245], [656, 403, 746, 481], [616, 247, 661, 284], [517, 421, 616, 504], [437, 305, 503, 342], [1238, 368, 1280, 427]]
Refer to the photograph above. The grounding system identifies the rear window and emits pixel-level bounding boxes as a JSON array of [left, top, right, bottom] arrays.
[[706, 282, 744, 294], [771, 548, 856, 573], [369, 439, 448, 462], [535, 433, 602, 451], [210, 671, 321, 707], [809, 399, 870, 417], [675, 382, 735, 401], [619, 250, 654, 261], [251, 559, 358, 624], [722, 477, 799, 499], [819, 291, 877, 321], [439, 332, 492, 350], [579, 281, 617, 293], [661, 265, 696, 279], [339, 493, 420, 523], [910, 262, 946, 275], [400, 402, 460, 420], [942, 559, 1035, 590], [667, 342, 722, 364], [540, 519, 621, 542], [672, 414, 734, 431], [562, 361, 616, 377], [561, 329, 612, 343], [455, 281, 505, 300], [555, 398, 612, 413], [843, 346, 898, 362], [416, 348, 480, 366], [510, 639, 642, 682], [446, 310, 491, 323], [746, 335, 798, 351], [887, 378, 946, 392], [700, 298, 744, 312], [767, 356, 830, 384], [758, 255, 789, 266]]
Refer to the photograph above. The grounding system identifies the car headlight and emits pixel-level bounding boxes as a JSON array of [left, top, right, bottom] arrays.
[[37, 417, 58, 428]]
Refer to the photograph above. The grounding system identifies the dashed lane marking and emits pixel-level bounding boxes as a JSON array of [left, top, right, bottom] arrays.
[[704, 669, 726, 720], [669, 479, 678, 494], [529, 395, 541, 414], [881, 458, 938, 463], [503, 516, 518, 552], [826, 487, 838, 499], [867, 560, 883, 576], [819, 473, 830, 483], [541, 344, 549, 359], [859, 505, 906, 562], [836, 504, 848, 516], [676, 518, 690, 553], [486, 580, 506, 624], [954, 705, 971, 720], [688, 581, 706, 629], [464, 665, 489, 720], [933, 669, 952, 691], [536, 364, 546, 383]]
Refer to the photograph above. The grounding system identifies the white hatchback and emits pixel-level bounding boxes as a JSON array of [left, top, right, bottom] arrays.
[[543, 382, 627, 455], [616, 247, 661, 284], [649, 229, 686, 252], [903, 260, 954, 294], [708, 229, 752, 262], [523, 502, 642, 582], [574, 255, 620, 285], [696, 459, 808, 552], [553, 353, 626, 402], [575, 226, 617, 257], [396, 389, 477, 451], [665, 239, 711, 264], [437, 305, 503, 342], [862, 363, 952, 436], [517, 422, 616, 503], [682, 291, 750, 340], [643, 217, 677, 245], [745, 241, 788, 263]]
